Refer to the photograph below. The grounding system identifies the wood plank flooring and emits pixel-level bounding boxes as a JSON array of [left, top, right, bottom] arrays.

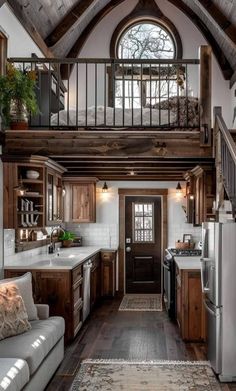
[[45, 298, 236, 390]]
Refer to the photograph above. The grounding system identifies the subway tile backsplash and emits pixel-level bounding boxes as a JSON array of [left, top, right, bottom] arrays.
[[65, 223, 118, 248]]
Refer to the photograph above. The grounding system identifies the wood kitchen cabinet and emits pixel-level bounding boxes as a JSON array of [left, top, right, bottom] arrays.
[[5, 264, 83, 343], [184, 165, 215, 226], [63, 177, 98, 223], [46, 166, 65, 226], [175, 264, 205, 341], [3, 156, 66, 249], [101, 250, 117, 297]]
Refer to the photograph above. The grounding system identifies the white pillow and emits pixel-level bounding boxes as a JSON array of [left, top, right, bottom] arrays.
[[0, 283, 31, 340], [0, 272, 38, 321]]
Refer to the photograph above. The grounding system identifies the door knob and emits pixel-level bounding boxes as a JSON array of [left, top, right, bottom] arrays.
[[126, 247, 131, 252]]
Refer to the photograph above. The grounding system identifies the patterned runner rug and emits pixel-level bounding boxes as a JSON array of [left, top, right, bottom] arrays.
[[118, 294, 162, 311], [70, 359, 221, 390]]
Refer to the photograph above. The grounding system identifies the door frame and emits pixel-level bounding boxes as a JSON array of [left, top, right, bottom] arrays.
[[118, 188, 168, 295]]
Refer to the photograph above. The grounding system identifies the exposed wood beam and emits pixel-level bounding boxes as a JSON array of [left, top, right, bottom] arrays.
[[197, 0, 236, 45], [230, 69, 236, 89], [45, 0, 95, 47], [66, 0, 126, 59], [7, 0, 55, 58], [167, 0, 233, 79]]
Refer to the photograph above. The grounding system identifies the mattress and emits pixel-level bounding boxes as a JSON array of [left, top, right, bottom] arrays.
[[50, 106, 177, 127]]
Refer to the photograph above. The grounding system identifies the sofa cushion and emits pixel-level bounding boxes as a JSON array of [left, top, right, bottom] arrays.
[[0, 358, 29, 391], [0, 317, 65, 375], [0, 273, 38, 321], [0, 283, 31, 340]]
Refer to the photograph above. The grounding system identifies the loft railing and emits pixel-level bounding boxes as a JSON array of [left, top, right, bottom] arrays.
[[214, 107, 236, 217], [7, 57, 202, 130]]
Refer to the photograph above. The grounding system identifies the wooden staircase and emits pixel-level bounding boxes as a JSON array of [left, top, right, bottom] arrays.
[[214, 107, 236, 220]]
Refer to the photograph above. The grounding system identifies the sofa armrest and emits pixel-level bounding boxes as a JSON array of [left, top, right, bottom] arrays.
[[35, 304, 49, 320]]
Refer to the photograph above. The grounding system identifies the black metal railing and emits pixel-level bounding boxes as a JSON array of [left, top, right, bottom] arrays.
[[8, 57, 200, 130], [214, 107, 236, 216]]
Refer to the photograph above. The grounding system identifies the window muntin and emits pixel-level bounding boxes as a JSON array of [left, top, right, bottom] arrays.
[[133, 202, 154, 243], [117, 22, 175, 60]]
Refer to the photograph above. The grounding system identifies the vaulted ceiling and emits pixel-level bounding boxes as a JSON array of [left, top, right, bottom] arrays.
[[4, 0, 236, 84]]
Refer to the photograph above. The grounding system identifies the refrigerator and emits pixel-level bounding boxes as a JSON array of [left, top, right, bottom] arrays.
[[201, 222, 236, 382]]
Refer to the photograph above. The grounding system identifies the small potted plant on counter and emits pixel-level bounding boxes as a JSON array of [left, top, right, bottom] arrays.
[[58, 230, 76, 248]]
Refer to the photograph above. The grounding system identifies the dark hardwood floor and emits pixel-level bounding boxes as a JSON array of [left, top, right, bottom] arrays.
[[45, 299, 236, 390]]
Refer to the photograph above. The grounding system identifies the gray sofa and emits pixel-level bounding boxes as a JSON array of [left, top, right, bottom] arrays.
[[0, 304, 65, 391]]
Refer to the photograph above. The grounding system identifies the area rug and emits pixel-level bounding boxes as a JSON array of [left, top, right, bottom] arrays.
[[70, 359, 221, 390], [118, 294, 162, 311]]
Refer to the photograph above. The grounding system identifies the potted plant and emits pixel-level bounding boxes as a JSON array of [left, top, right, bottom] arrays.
[[58, 230, 76, 248], [0, 63, 38, 129]]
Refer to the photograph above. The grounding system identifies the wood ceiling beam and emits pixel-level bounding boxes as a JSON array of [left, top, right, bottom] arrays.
[[7, 0, 55, 58], [45, 0, 95, 47], [66, 0, 126, 59], [166, 0, 233, 79], [197, 0, 236, 45]]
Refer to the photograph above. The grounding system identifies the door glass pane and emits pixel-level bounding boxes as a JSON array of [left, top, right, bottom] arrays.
[[133, 202, 154, 243]]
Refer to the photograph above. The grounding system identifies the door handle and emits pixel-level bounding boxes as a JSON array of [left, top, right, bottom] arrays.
[[126, 247, 131, 253], [200, 259, 210, 293]]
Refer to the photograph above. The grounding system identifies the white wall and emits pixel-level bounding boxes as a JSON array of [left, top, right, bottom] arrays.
[[66, 0, 232, 126], [0, 4, 44, 58], [66, 181, 202, 249]]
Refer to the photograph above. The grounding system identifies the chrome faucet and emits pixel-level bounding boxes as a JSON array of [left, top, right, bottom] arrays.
[[48, 226, 65, 254]]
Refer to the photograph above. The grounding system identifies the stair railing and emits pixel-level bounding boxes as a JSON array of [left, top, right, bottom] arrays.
[[214, 106, 236, 217]]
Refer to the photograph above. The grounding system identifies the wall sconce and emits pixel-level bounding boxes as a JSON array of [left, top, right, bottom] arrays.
[[102, 182, 108, 193], [176, 182, 182, 195]]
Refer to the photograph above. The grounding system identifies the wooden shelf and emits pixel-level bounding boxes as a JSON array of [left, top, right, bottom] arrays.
[[17, 194, 44, 198], [22, 179, 44, 184]]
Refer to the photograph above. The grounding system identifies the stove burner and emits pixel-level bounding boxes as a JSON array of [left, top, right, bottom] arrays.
[[167, 248, 202, 256]]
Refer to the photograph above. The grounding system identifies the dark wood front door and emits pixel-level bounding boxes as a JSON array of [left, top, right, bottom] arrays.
[[125, 196, 161, 293]]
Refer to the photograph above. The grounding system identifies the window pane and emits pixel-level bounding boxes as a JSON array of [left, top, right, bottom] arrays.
[[118, 22, 175, 60], [133, 202, 154, 243]]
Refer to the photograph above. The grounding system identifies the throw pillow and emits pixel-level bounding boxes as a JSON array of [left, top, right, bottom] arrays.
[[0, 272, 38, 321], [0, 283, 31, 340]]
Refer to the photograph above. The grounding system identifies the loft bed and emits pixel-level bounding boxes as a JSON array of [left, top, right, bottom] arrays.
[[3, 46, 212, 158]]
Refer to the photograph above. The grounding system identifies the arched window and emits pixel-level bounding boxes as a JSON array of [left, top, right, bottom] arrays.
[[109, 7, 183, 110], [117, 21, 175, 60]]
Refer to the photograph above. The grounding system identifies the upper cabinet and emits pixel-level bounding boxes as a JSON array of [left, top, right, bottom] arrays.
[[184, 165, 215, 226], [63, 177, 98, 223], [3, 156, 66, 235], [46, 165, 65, 226]]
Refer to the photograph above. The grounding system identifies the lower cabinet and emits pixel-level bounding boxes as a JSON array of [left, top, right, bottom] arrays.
[[101, 250, 117, 297], [176, 265, 205, 341], [5, 265, 83, 343], [4, 250, 117, 341]]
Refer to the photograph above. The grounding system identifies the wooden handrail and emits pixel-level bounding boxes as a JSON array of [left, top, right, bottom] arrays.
[[214, 106, 236, 217], [214, 107, 236, 166]]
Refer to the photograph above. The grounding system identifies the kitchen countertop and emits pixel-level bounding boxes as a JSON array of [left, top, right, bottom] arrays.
[[174, 256, 201, 270], [4, 246, 118, 271]]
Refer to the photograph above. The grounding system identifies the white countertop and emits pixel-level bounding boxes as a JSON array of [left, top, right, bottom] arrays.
[[174, 256, 201, 270], [4, 246, 117, 271]]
